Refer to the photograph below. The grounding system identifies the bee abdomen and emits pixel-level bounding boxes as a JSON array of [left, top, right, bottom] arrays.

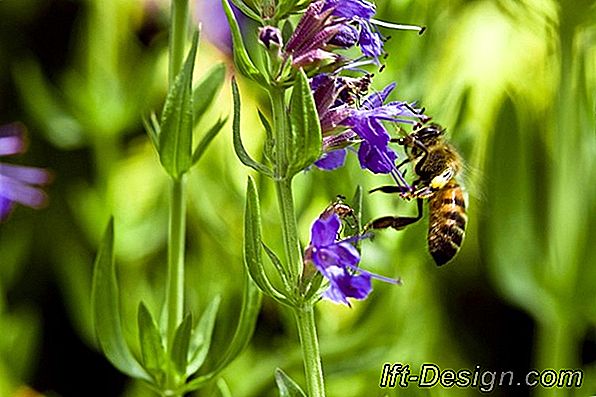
[[427, 182, 467, 266]]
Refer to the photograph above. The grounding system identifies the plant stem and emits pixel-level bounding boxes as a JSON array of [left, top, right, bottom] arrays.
[[270, 86, 326, 396], [293, 305, 326, 397], [270, 87, 302, 280], [166, 177, 187, 342], [169, 0, 190, 85]]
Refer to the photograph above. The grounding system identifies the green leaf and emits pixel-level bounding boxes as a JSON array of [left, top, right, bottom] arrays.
[[275, 368, 307, 397], [286, 68, 322, 177], [262, 242, 291, 291], [187, 296, 221, 375], [192, 117, 227, 165], [12, 59, 84, 149], [222, 0, 267, 85], [159, 32, 199, 179], [229, 0, 261, 22], [245, 177, 292, 304], [192, 63, 226, 127], [137, 302, 166, 381], [257, 109, 275, 163], [142, 112, 161, 151], [304, 272, 324, 302], [171, 313, 193, 375], [182, 260, 262, 392], [232, 78, 274, 176], [215, 378, 232, 397], [91, 219, 150, 381]]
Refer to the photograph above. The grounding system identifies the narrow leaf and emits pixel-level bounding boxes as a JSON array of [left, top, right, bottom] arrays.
[[215, 378, 232, 397], [159, 32, 199, 179], [287, 68, 322, 177], [262, 242, 291, 290], [187, 296, 221, 375], [137, 302, 166, 380], [222, 0, 267, 85], [142, 112, 160, 151], [192, 63, 226, 127], [304, 271, 324, 302], [91, 219, 150, 380], [275, 368, 307, 397], [257, 109, 275, 163], [245, 177, 292, 303], [182, 263, 262, 392], [192, 117, 227, 165], [232, 79, 273, 176], [171, 313, 193, 375], [229, 0, 261, 22]]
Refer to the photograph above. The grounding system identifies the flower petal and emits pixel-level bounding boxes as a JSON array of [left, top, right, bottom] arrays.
[[0, 196, 13, 221], [310, 212, 341, 247], [0, 163, 51, 185], [0, 175, 48, 208], [322, 266, 372, 305], [314, 149, 347, 170], [323, 0, 376, 20]]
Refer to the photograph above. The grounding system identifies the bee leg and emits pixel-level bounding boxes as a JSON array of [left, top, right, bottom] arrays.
[[365, 198, 424, 231], [369, 185, 410, 195]]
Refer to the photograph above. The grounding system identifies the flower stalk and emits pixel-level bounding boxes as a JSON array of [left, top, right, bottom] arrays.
[[169, 0, 190, 85], [271, 83, 326, 395], [165, 177, 187, 345], [294, 305, 326, 397]]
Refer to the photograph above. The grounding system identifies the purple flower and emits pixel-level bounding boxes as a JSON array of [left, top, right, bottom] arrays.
[[310, 74, 424, 174], [0, 123, 51, 222], [283, 0, 385, 69], [305, 212, 400, 306]]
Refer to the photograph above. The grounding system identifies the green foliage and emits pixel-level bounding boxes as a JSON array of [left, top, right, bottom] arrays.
[[222, 0, 268, 85], [91, 219, 150, 381], [232, 78, 274, 176], [275, 368, 307, 397], [286, 69, 322, 178], [158, 32, 199, 180], [2, 0, 595, 396]]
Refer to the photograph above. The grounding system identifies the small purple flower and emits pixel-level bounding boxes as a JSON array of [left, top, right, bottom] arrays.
[[283, 0, 385, 69], [0, 123, 51, 222], [305, 212, 400, 306], [310, 74, 424, 174]]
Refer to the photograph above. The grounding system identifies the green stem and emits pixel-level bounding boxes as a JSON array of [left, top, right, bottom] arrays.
[[270, 85, 325, 396], [169, 0, 190, 85], [274, 178, 302, 281], [534, 318, 579, 397], [270, 87, 288, 176], [270, 87, 302, 280], [166, 177, 186, 340], [293, 305, 326, 397], [165, 177, 186, 395]]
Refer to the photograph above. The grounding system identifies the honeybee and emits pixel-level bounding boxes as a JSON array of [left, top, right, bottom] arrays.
[[366, 123, 467, 266]]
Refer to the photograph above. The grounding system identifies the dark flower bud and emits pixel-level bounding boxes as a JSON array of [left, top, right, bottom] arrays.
[[258, 26, 283, 49]]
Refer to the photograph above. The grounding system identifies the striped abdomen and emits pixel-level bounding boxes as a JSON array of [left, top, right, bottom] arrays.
[[427, 180, 467, 266]]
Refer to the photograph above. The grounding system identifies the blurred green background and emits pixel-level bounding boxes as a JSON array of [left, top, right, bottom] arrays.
[[0, 0, 594, 396]]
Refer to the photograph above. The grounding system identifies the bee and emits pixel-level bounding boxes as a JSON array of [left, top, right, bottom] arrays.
[[322, 195, 358, 234], [366, 123, 467, 266]]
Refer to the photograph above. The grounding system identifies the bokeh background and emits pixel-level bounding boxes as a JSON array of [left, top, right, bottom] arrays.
[[0, 0, 594, 396]]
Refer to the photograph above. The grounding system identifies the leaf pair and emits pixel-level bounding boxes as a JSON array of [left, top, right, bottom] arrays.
[[137, 297, 220, 385], [232, 69, 321, 180], [91, 220, 261, 393], [244, 177, 295, 306], [147, 32, 227, 180]]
